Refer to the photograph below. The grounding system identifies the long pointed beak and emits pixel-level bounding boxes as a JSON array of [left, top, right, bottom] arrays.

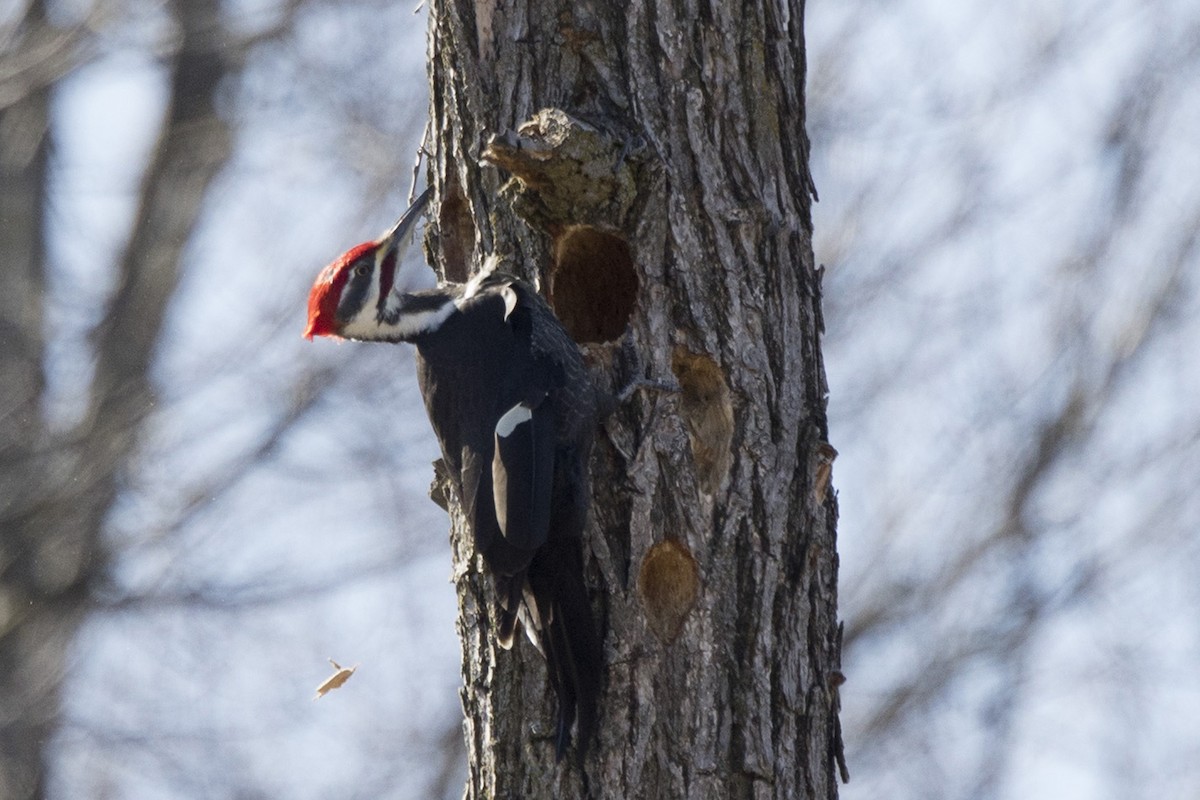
[[379, 186, 434, 255]]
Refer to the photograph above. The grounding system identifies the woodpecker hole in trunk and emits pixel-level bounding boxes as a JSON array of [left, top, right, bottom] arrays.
[[637, 539, 699, 644], [670, 347, 734, 495], [549, 226, 637, 344]]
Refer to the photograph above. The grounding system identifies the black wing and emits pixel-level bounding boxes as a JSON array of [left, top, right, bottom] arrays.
[[491, 393, 555, 551]]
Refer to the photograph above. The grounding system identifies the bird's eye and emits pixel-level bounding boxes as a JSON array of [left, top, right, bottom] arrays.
[[353, 263, 370, 277]]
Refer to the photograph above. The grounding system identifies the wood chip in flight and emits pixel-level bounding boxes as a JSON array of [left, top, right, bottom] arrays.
[[314, 658, 358, 700]]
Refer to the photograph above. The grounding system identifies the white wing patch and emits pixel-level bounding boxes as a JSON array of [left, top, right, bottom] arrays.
[[500, 285, 518, 320], [495, 403, 532, 437]]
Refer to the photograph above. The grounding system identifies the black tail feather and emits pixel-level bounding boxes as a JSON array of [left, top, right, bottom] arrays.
[[527, 540, 602, 759]]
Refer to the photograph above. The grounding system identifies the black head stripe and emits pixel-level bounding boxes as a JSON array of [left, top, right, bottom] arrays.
[[400, 292, 457, 313], [376, 250, 398, 317], [335, 259, 374, 323]]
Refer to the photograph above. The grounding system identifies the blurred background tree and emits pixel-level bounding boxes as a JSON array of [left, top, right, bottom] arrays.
[[2, 1, 457, 797], [1, 0, 1197, 798]]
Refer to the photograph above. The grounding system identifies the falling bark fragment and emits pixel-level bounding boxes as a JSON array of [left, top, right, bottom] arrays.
[[313, 659, 358, 700]]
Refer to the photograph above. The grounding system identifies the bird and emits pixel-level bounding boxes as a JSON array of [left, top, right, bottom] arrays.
[[304, 188, 602, 758]]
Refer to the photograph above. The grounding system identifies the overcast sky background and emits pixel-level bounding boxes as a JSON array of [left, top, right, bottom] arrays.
[[22, 0, 1200, 797]]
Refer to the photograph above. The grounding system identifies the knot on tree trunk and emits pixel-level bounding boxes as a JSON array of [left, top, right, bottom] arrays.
[[481, 108, 644, 234]]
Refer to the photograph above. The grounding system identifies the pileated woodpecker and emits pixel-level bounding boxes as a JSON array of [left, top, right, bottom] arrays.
[[304, 188, 602, 758]]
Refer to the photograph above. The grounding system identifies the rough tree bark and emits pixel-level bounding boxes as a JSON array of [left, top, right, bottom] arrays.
[[0, 2, 232, 797], [425, 1, 843, 798]]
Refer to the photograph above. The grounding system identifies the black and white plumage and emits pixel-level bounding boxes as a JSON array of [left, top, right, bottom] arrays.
[[305, 194, 602, 757]]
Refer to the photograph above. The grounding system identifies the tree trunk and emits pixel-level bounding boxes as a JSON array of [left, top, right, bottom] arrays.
[[426, 1, 842, 798]]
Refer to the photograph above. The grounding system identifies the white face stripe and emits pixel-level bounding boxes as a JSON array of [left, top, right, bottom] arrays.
[[391, 300, 457, 338], [341, 296, 456, 341], [495, 403, 532, 437]]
